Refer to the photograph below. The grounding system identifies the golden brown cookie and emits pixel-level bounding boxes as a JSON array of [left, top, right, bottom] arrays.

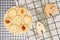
[[8, 25, 20, 35], [3, 17, 12, 28], [12, 16, 22, 26], [18, 7, 27, 18], [23, 15, 32, 25], [7, 7, 17, 19], [44, 4, 58, 17], [19, 24, 29, 33]]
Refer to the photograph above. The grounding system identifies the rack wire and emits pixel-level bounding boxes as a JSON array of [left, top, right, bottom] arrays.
[[0, 0, 60, 40]]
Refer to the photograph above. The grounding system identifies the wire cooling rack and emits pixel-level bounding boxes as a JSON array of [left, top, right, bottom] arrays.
[[0, 0, 60, 40]]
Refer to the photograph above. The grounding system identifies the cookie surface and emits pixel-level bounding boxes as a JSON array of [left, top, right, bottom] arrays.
[[7, 7, 17, 19], [23, 15, 32, 25], [36, 22, 46, 35], [3, 17, 12, 28], [44, 4, 58, 17], [8, 25, 20, 35], [18, 7, 27, 18], [19, 24, 29, 33], [12, 16, 22, 26]]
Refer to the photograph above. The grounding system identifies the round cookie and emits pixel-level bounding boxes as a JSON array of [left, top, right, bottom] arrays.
[[3, 17, 12, 28], [12, 16, 22, 26], [44, 4, 58, 17], [7, 7, 17, 19], [19, 24, 29, 34], [23, 15, 32, 25], [8, 25, 20, 35], [18, 7, 27, 18]]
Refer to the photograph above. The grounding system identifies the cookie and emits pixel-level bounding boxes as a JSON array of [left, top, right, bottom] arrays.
[[12, 16, 22, 26], [23, 15, 32, 25], [19, 24, 29, 33], [44, 4, 58, 17], [8, 25, 20, 35], [3, 17, 12, 28], [18, 7, 27, 18], [36, 22, 46, 35], [7, 7, 17, 19]]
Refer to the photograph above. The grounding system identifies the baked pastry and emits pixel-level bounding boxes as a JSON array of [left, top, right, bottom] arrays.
[[7, 7, 17, 19], [19, 24, 29, 33], [23, 15, 32, 25], [8, 25, 20, 35], [3, 17, 12, 28], [44, 4, 58, 17], [18, 7, 27, 18], [12, 16, 21, 26], [36, 22, 46, 35]]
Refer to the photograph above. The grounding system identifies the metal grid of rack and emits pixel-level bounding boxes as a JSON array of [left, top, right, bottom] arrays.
[[0, 0, 60, 40]]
